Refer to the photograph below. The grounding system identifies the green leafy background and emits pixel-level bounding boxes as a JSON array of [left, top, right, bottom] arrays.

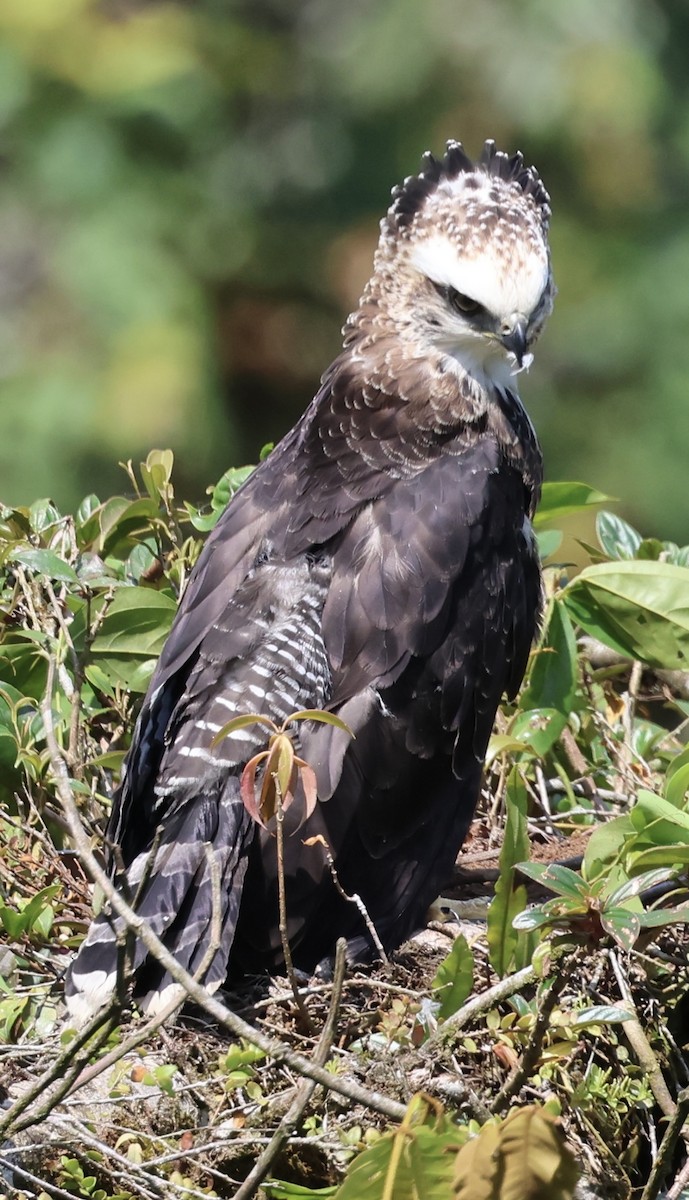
[[1, 0, 689, 542]]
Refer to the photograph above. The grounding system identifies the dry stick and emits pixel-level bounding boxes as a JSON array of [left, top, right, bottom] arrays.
[[36, 674, 407, 1127], [489, 949, 582, 1114], [640, 1087, 689, 1200], [66, 845, 224, 1098], [274, 778, 315, 1034], [0, 1157, 89, 1200], [313, 833, 388, 963], [0, 999, 120, 1141], [608, 950, 681, 1123], [423, 952, 564, 1051], [48, 1112, 212, 1200], [234, 937, 348, 1200], [667, 1148, 689, 1200]]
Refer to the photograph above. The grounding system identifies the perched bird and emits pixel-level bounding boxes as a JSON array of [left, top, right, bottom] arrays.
[[66, 140, 554, 1019]]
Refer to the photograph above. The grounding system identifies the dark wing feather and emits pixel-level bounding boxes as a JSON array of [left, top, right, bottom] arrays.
[[68, 344, 543, 1014]]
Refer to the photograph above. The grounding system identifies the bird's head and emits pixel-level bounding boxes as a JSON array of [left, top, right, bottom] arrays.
[[366, 141, 554, 390]]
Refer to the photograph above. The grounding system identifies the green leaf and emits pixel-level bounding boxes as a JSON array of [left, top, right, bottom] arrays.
[[212, 713, 276, 745], [600, 907, 640, 951], [513, 907, 563, 932], [90, 588, 176, 658], [287, 709, 354, 734], [665, 747, 689, 807], [635, 790, 689, 832], [29, 499, 61, 533], [563, 560, 689, 670], [534, 482, 613, 528], [88, 588, 176, 692], [336, 1120, 459, 1200], [510, 707, 567, 757], [636, 903, 689, 929], [529, 864, 589, 901], [628, 845, 689, 871], [486, 734, 534, 765], [536, 529, 563, 560], [515, 862, 586, 901], [76, 493, 101, 527], [521, 601, 578, 716], [606, 867, 678, 907], [596, 511, 642, 560], [488, 769, 532, 976], [572, 1005, 633, 1026], [97, 496, 160, 555], [264, 1185, 337, 1198], [431, 934, 474, 1020], [11, 547, 79, 585], [583, 815, 634, 880]]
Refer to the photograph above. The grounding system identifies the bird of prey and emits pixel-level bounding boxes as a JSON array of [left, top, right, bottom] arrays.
[[66, 140, 554, 1019]]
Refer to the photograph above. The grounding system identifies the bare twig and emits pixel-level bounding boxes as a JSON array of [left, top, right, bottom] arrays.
[[274, 778, 315, 1033], [0, 1000, 120, 1140], [34, 664, 407, 1125], [490, 949, 582, 1113], [424, 952, 565, 1050], [65, 844, 224, 1099], [608, 950, 679, 1122], [640, 1087, 689, 1200], [667, 1150, 689, 1200], [234, 937, 348, 1200], [307, 833, 388, 964]]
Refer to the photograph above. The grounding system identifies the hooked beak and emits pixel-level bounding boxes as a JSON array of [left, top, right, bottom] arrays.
[[499, 318, 529, 367]]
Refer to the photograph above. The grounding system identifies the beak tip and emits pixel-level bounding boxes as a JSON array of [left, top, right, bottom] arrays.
[[500, 319, 529, 366]]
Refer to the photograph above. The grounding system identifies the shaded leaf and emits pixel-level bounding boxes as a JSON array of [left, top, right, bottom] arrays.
[[12, 548, 79, 585], [431, 934, 474, 1020], [521, 601, 577, 718], [336, 1096, 458, 1200], [600, 907, 640, 951], [665, 747, 689, 807], [571, 1006, 633, 1027], [534, 482, 612, 529], [453, 1106, 578, 1200], [488, 769, 531, 976], [637, 903, 689, 929], [536, 529, 563, 561], [563, 561, 689, 670], [596, 511, 642, 560]]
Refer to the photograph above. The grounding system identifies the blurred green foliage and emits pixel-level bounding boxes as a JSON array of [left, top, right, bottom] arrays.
[[0, 0, 688, 536]]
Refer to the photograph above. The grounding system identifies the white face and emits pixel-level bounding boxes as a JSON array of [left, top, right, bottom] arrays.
[[407, 221, 551, 387], [411, 234, 549, 326]]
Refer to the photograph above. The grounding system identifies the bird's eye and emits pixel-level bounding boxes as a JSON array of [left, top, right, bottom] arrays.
[[447, 288, 483, 317]]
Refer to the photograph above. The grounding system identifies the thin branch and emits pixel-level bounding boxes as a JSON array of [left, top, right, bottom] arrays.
[[274, 777, 315, 1033], [0, 998, 120, 1140], [490, 949, 582, 1113], [423, 953, 564, 1051], [33, 664, 407, 1127], [609, 950, 679, 1122], [234, 937, 348, 1200], [640, 1087, 689, 1200], [308, 833, 387, 964], [65, 844, 224, 1099]]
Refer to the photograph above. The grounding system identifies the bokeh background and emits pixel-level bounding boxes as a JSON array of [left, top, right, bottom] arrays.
[[0, 0, 687, 538]]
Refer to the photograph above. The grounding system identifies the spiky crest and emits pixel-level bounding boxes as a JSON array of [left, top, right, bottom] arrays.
[[385, 139, 551, 235]]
